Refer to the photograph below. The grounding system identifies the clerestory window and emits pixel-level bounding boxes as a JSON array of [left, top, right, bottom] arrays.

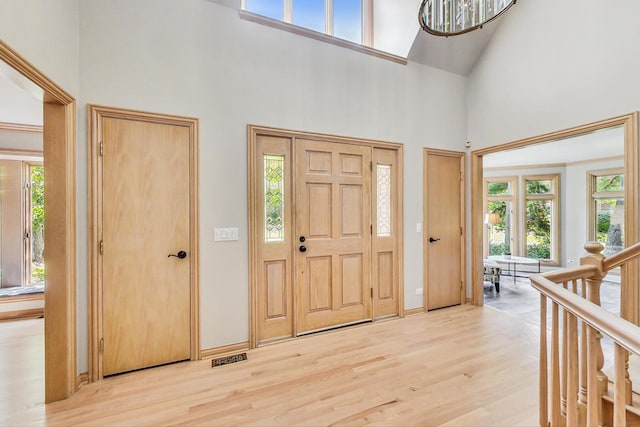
[[243, 0, 372, 46]]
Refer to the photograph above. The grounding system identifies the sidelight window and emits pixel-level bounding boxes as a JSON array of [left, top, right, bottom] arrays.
[[376, 164, 391, 237], [264, 155, 285, 242]]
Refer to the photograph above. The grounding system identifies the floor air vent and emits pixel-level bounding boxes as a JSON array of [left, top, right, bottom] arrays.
[[211, 352, 247, 368]]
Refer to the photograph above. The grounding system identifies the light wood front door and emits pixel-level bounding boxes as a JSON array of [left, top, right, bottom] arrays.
[[424, 149, 464, 310], [295, 140, 372, 333], [101, 117, 192, 376]]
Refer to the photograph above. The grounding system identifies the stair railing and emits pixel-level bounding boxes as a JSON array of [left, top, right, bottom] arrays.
[[530, 241, 640, 427]]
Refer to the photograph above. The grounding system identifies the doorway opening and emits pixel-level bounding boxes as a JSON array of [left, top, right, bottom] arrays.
[[471, 113, 639, 325], [0, 38, 77, 403]]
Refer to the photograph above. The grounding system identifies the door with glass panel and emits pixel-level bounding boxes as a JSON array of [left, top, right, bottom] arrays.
[[251, 129, 402, 345]]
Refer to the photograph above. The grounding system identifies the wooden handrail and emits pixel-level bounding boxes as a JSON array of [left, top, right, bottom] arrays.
[[531, 274, 640, 355], [539, 265, 597, 283], [603, 241, 640, 271]]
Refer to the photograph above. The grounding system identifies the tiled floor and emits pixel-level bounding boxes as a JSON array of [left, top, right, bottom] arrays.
[[484, 271, 623, 376], [484, 273, 621, 325]]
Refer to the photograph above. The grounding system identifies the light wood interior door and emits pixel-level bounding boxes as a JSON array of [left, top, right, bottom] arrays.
[[295, 139, 372, 333], [425, 149, 464, 310], [101, 117, 191, 376]]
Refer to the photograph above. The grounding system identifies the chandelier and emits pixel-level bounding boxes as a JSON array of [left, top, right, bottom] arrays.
[[419, 0, 517, 36]]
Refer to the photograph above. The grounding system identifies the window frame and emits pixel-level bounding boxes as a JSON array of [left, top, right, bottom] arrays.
[[587, 167, 624, 252], [483, 176, 518, 258], [522, 174, 560, 265], [242, 0, 372, 45], [239, 0, 406, 64]]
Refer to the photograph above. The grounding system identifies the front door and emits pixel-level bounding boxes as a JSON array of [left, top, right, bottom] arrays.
[[101, 116, 192, 376], [295, 139, 372, 333], [424, 149, 464, 310]]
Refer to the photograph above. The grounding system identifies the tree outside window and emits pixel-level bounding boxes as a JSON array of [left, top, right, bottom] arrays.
[[524, 176, 558, 261]]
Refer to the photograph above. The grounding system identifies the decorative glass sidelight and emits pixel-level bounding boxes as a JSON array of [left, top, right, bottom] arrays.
[[264, 155, 285, 242], [377, 164, 392, 237]]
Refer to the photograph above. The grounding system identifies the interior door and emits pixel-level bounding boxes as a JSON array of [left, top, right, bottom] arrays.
[[295, 139, 372, 333], [101, 117, 191, 376], [425, 149, 464, 310]]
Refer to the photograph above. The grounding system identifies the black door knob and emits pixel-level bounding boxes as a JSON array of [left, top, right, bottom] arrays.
[[168, 250, 188, 259], [299, 236, 306, 242], [299, 245, 307, 253], [429, 237, 440, 243]]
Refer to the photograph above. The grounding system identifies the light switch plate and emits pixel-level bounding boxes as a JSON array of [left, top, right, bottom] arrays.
[[214, 227, 239, 241]]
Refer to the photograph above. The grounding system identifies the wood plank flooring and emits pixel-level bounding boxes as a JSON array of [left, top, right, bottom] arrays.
[[1, 305, 539, 426]]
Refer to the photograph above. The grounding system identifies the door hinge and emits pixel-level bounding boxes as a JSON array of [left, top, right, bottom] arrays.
[[371, 224, 373, 235], [370, 161, 373, 171], [460, 226, 463, 236], [99, 338, 104, 353], [370, 288, 373, 298], [24, 231, 30, 239], [460, 281, 464, 291], [99, 240, 104, 255], [99, 141, 104, 157]]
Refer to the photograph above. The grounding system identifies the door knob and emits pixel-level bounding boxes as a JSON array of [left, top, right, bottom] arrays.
[[429, 237, 440, 243], [299, 245, 307, 253], [299, 236, 306, 242], [168, 250, 187, 259]]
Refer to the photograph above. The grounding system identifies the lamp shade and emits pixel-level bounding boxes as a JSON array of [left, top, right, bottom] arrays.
[[485, 213, 501, 225]]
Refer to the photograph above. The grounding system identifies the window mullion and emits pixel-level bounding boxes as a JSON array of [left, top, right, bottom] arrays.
[[362, 0, 373, 47], [325, 0, 333, 35], [284, 0, 292, 23]]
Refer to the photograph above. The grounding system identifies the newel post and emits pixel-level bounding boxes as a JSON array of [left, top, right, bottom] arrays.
[[581, 242, 608, 426]]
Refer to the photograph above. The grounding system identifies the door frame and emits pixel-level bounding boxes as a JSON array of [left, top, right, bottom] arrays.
[[0, 39, 77, 402], [470, 113, 639, 322], [248, 125, 404, 348], [423, 148, 466, 309], [88, 105, 200, 381]]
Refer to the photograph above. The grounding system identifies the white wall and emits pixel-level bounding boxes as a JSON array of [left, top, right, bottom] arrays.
[[0, 0, 79, 96], [75, 0, 467, 368], [0, 130, 42, 151], [468, 0, 640, 147]]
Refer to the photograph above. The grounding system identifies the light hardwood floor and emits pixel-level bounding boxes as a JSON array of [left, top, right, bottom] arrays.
[[2, 306, 539, 426]]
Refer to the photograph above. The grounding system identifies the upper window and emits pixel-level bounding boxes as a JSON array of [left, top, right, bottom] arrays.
[[243, 0, 370, 46]]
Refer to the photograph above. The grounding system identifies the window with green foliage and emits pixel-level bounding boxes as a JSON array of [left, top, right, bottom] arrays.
[[589, 169, 624, 256], [485, 177, 516, 256], [30, 165, 44, 284], [524, 175, 559, 261]]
